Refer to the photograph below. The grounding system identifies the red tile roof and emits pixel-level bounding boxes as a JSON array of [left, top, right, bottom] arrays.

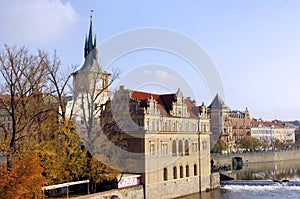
[[184, 98, 198, 118], [130, 90, 198, 118], [251, 120, 289, 128]]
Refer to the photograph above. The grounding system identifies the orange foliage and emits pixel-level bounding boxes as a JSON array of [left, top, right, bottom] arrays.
[[0, 154, 47, 199]]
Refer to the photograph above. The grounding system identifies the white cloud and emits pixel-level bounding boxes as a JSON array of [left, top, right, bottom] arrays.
[[0, 0, 79, 43], [143, 69, 176, 81]]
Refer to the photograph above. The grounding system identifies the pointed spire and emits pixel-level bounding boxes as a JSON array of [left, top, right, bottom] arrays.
[[208, 94, 229, 109], [84, 10, 96, 58], [84, 35, 88, 58], [77, 10, 102, 73]]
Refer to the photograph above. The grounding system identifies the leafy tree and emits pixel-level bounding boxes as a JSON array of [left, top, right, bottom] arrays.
[[0, 154, 47, 199], [252, 137, 261, 150], [219, 139, 228, 151], [211, 139, 227, 153], [274, 139, 284, 150], [239, 136, 262, 150], [211, 142, 221, 153], [0, 46, 86, 187], [35, 121, 88, 185], [0, 45, 121, 194], [239, 136, 253, 150]]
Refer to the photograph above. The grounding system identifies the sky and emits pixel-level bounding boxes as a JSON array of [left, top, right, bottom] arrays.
[[0, 0, 300, 121]]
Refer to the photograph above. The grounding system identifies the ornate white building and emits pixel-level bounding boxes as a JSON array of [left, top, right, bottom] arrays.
[[100, 86, 212, 198]]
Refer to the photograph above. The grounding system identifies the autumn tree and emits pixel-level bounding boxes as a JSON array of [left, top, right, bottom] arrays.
[[0, 46, 88, 188], [0, 44, 122, 195], [0, 45, 48, 168], [0, 154, 47, 199], [239, 136, 261, 150], [40, 44, 121, 190]]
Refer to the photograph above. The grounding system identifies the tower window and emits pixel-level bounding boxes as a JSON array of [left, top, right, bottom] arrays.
[[172, 140, 177, 156], [173, 167, 177, 179], [179, 140, 183, 156], [163, 168, 168, 181], [180, 166, 183, 178], [194, 164, 197, 176], [185, 140, 189, 156], [150, 143, 155, 155], [186, 165, 189, 177]]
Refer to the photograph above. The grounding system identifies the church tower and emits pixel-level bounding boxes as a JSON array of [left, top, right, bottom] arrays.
[[207, 94, 230, 145], [73, 14, 110, 104], [72, 13, 110, 133]]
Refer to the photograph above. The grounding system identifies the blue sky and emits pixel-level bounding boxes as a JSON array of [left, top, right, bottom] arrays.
[[0, 0, 300, 120]]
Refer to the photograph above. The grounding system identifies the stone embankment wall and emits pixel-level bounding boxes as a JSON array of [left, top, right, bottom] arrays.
[[72, 185, 144, 199], [211, 150, 300, 166], [210, 173, 220, 190]]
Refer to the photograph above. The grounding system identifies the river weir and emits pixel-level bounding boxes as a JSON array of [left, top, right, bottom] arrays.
[[178, 181, 300, 199], [221, 179, 300, 186], [178, 158, 300, 199]]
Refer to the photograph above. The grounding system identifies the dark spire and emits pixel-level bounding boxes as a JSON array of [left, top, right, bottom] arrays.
[[77, 10, 102, 73], [208, 94, 229, 109], [84, 10, 96, 58], [84, 35, 88, 58]]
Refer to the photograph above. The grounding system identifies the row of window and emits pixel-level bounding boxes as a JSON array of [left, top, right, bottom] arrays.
[[172, 140, 197, 156], [149, 140, 198, 156], [163, 164, 198, 181], [145, 119, 198, 132]]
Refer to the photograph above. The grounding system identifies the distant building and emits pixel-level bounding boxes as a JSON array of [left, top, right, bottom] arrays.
[[208, 94, 251, 152], [251, 120, 295, 147], [100, 86, 212, 198]]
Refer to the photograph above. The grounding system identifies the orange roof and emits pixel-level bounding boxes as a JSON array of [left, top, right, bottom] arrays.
[[251, 120, 288, 128], [130, 90, 198, 118], [131, 90, 160, 101]]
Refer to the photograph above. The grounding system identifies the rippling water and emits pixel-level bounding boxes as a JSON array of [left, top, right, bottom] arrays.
[[178, 184, 300, 199], [222, 184, 300, 199], [178, 160, 300, 199]]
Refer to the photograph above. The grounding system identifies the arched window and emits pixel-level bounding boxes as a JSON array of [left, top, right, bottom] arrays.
[[179, 140, 183, 156], [172, 140, 177, 156], [194, 164, 197, 176], [180, 166, 183, 178], [163, 168, 168, 181], [184, 140, 189, 156], [173, 167, 177, 179], [186, 165, 189, 177]]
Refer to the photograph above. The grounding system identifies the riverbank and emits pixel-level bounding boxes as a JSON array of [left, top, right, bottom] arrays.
[[211, 148, 300, 166]]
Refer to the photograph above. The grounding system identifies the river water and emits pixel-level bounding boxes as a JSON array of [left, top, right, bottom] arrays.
[[178, 184, 300, 199], [178, 160, 300, 199]]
